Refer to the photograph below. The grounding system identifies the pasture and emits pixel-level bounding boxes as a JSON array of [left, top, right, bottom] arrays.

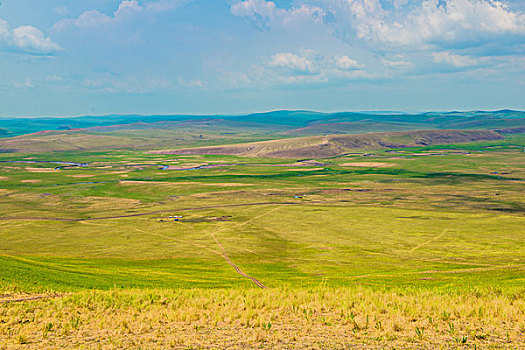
[[0, 133, 524, 348]]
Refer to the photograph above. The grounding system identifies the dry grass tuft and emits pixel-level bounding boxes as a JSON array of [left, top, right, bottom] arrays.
[[1, 287, 523, 349]]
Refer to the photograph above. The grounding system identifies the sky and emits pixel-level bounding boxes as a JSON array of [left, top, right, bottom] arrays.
[[0, 0, 524, 116]]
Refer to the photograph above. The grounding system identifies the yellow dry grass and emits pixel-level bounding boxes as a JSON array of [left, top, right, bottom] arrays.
[[287, 168, 325, 171], [340, 162, 395, 167], [1, 287, 523, 349], [119, 180, 171, 185], [25, 168, 56, 173], [80, 196, 141, 210], [66, 174, 96, 178]]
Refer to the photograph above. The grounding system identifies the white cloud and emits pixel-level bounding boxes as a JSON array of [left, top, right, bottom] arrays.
[[12, 26, 62, 53], [146, 0, 192, 11], [223, 50, 370, 88], [117, 0, 143, 14], [0, 19, 9, 41], [433, 51, 479, 67], [14, 78, 34, 88], [0, 18, 61, 55], [78, 73, 177, 93], [316, 0, 525, 48], [231, 0, 327, 27], [82, 78, 105, 89], [228, 0, 524, 79], [381, 57, 414, 69], [232, 0, 525, 49], [55, 6, 71, 16], [393, 0, 525, 46], [55, 0, 188, 30], [269, 52, 313, 74], [335, 55, 364, 70], [45, 75, 65, 82], [178, 76, 206, 88], [231, 0, 276, 18]]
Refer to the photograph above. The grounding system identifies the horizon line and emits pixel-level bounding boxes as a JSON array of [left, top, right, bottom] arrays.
[[0, 108, 522, 119]]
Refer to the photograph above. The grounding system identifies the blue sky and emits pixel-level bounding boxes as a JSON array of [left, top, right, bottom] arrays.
[[0, 0, 524, 116]]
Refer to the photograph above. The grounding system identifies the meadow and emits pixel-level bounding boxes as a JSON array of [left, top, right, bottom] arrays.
[[0, 127, 524, 349]]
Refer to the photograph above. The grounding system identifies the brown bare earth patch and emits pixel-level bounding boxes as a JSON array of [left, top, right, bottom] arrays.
[[207, 183, 251, 187], [25, 167, 56, 173], [0, 176, 9, 180], [80, 196, 142, 210], [287, 167, 324, 171], [120, 180, 170, 185], [20, 179, 41, 183], [67, 174, 96, 178], [340, 162, 395, 167]]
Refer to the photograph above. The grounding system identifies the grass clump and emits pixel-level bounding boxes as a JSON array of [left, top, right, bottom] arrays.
[[0, 286, 523, 349]]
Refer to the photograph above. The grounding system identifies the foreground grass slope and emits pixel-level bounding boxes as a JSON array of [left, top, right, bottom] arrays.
[[1, 287, 524, 349]]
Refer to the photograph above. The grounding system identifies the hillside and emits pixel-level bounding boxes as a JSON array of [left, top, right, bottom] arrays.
[[1, 110, 523, 138], [151, 130, 504, 158]]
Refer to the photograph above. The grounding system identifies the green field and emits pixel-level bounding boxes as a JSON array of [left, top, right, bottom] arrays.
[[0, 126, 524, 348]]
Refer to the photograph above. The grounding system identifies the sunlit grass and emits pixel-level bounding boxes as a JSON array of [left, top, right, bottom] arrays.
[[1, 287, 523, 349], [0, 136, 524, 348]]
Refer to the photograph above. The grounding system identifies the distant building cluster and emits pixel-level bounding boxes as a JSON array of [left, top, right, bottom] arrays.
[[158, 215, 183, 222]]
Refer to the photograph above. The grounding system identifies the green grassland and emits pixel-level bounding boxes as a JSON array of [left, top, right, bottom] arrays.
[[0, 134, 524, 292], [0, 130, 524, 349]]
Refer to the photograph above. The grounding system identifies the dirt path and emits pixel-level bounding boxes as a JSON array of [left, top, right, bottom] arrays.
[[0, 204, 281, 289], [205, 206, 284, 289], [131, 227, 224, 258], [409, 229, 448, 254], [208, 231, 267, 289], [132, 214, 269, 289]]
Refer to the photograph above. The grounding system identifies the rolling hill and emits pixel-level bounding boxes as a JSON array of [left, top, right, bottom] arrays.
[[151, 130, 505, 158], [1, 110, 523, 138]]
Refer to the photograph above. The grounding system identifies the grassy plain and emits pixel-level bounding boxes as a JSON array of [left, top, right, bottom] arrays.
[[0, 132, 524, 348]]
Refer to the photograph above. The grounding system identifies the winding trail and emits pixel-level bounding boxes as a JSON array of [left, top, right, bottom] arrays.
[[78, 223, 264, 287], [0, 203, 285, 289], [132, 206, 284, 289], [204, 206, 284, 289], [409, 229, 449, 254], [131, 227, 223, 258]]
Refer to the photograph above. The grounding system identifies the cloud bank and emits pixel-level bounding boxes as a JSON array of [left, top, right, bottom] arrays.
[[0, 19, 61, 55], [54, 0, 190, 30], [1, 0, 523, 115]]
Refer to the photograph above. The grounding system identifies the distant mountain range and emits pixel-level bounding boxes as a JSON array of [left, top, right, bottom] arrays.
[[1, 110, 524, 138]]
